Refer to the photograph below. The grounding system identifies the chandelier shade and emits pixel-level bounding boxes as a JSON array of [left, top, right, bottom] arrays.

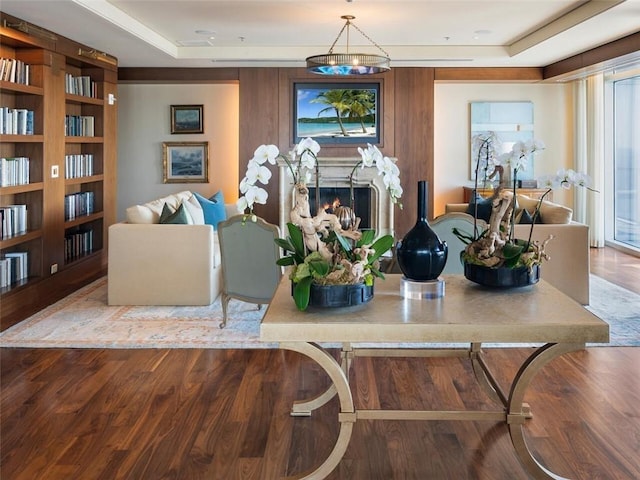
[[306, 15, 390, 76]]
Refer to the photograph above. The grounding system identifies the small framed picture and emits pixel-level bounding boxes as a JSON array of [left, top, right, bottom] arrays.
[[170, 104, 204, 134], [162, 141, 209, 183]]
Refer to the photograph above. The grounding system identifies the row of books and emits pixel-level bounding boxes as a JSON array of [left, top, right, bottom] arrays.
[[65, 154, 94, 179], [0, 107, 35, 135], [64, 191, 95, 220], [65, 229, 93, 261], [0, 157, 30, 187], [65, 73, 97, 98], [1, 204, 27, 239], [65, 115, 95, 137], [0, 58, 30, 85], [0, 252, 28, 288]]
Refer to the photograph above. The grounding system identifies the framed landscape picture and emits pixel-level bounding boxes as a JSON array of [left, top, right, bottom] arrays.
[[170, 104, 204, 134], [162, 141, 209, 183], [293, 82, 380, 145]]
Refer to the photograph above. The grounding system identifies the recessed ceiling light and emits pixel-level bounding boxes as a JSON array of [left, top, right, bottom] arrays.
[[474, 30, 492, 36], [195, 29, 216, 36]]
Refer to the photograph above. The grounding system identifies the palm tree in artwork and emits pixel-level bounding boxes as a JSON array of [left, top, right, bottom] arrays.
[[310, 89, 351, 136], [345, 89, 375, 134]]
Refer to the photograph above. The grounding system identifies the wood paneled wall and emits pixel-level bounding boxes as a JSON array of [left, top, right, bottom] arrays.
[[238, 67, 435, 238]]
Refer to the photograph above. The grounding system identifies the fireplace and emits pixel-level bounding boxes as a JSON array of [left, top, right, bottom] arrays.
[[308, 187, 372, 229], [277, 157, 396, 237]]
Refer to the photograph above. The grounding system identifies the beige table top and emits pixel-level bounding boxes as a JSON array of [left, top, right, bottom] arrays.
[[260, 274, 609, 344]]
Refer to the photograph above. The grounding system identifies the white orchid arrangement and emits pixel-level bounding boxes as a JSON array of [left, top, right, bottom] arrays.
[[237, 137, 321, 217], [471, 131, 501, 186], [497, 138, 546, 242], [237, 138, 402, 310], [237, 138, 403, 216], [354, 143, 403, 208], [458, 136, 595, 270]]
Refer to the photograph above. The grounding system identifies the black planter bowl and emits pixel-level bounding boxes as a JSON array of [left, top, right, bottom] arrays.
[[463, 261, 541, 288], [308, 282, 374, 308]]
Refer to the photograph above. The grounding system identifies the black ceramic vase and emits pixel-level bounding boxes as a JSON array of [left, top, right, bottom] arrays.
[[396, 180, 448, 281]]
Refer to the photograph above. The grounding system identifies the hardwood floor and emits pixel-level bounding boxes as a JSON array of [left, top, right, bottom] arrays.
[[589, 246, 640, 295], [1, 247, 639, 480]]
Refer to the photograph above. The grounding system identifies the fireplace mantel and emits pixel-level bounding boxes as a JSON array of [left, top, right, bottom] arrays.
[[277, 157, 395, 238]]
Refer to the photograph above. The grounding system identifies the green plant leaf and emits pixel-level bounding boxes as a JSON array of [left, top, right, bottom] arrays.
[[452, 227, 476, 245], [276, 257, 296, 266], [358, 229, 376, 247], [367, 235, 394, 264], [308, 258, 331, 277], [334, 231, 352, 254], [502, 242, 524, 260], [287, 222, 305, 255], [369, 266, 385, 280], [293, 276, 312, 311], [274, 238, 294, 251]]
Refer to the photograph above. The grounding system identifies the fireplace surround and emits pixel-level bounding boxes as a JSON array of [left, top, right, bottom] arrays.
[[277, 157, 396, 238]]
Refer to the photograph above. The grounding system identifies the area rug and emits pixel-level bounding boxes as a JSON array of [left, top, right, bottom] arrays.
[[1, 275, 638, 349]]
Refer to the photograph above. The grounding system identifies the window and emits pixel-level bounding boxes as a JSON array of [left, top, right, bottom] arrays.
[[612, 75, 640, 250]]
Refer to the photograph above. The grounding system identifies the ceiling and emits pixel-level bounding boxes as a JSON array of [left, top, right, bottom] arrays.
[[2, 0, 639, 70]]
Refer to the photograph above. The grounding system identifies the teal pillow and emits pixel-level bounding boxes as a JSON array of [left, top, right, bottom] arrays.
[[194, 191, 227, 229], [159, 202, 191, 224]]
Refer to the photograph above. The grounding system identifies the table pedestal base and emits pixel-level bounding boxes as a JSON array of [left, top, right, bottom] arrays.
[[281, 341, 584, 480]]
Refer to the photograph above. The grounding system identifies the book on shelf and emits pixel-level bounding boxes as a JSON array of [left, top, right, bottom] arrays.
[[0, 204, 28, 239], [0, 58, 30, 85], [0, 156, 30, 186], [0, 251, 28, 288], [65, 154, 93, 179], [65, 228, 93, 261], [0, 107, 35, 135], [64, 191, 95, 220], [65, 115, 95, 137], [65, 73, 96, 98]]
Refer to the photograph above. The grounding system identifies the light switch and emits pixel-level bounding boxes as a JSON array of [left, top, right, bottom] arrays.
[[51, 165, 59, 178]]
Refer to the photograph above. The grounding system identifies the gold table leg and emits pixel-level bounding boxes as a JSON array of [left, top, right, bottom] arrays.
[[507, 342, 583, 480], [290, 343, 352, 416], [281, 342, 355, 480]]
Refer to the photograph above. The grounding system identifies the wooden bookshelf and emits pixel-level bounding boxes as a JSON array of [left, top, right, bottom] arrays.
[[0, 12, 117, 329]]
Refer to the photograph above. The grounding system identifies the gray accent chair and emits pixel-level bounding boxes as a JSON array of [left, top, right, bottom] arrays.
[[217, 214, 283, 328], [430, 212, 487, 274]]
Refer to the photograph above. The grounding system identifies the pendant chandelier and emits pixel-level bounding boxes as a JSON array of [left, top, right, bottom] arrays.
[[306, 15, 390, 76]]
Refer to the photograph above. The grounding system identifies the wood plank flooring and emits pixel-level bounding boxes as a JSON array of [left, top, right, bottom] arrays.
[[1, 247, 639, 479]]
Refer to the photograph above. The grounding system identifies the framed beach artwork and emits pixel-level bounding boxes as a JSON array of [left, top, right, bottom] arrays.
[[162, 141, 209, 183], [293, 82, 380, 145], [170, 104, 204, 134]]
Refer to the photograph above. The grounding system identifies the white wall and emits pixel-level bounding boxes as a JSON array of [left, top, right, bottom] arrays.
[[116, 83, 239, 221], [434, 82, 574, 216]]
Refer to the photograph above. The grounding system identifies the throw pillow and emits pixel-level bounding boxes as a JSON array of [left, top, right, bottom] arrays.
[[517, 208, 535, 224], [465, 191, 493, 222], [194, 191, 227, 229], [184, 193, 205, 225], [540, 203, 573, 224], [159, 202, 192, 224], [516, 194, 572, 224]]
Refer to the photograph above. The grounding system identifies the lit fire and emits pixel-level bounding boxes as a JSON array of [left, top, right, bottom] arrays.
[[323, 198, 342, 213]]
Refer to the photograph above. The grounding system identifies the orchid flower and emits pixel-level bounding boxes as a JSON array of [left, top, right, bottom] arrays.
[[251, 144, 279, 165]]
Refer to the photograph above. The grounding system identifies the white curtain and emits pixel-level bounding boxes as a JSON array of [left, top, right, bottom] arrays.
[[574, 74, 606, 247]]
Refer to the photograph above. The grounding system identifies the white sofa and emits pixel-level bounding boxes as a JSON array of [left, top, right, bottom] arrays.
[[108, 191, 238, 306], [445, 196, 590, 305]]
